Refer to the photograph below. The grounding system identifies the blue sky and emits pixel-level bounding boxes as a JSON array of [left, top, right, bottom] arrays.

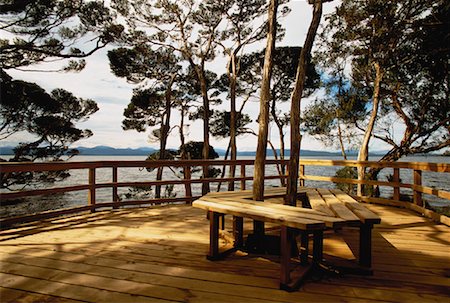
[[4, 1, 391, 152]]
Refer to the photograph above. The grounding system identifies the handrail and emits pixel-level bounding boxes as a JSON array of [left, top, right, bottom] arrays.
[[1, 159, 448, 172], [1, 159, 449, 227]]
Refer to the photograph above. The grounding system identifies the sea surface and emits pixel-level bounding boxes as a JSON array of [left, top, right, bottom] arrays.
[[1, 154, 449, 218]]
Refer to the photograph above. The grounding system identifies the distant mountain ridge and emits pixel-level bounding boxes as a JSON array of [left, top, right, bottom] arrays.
[[75, 146, 156, 155], [0, 145, 390, 156]]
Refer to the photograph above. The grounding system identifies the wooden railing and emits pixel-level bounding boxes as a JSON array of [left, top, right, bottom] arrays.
[[1, 159, 449, 227]]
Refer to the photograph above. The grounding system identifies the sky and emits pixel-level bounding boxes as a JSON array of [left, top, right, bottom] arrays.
[[3, 1, 393, 152]]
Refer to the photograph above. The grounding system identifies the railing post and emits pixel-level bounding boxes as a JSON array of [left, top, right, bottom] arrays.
[[184, 165, 192, 203], [299, 165, 305, 187], [393, 168, 400, 201], [240, 164, 246, 190], [88, 167, 96, 212], [112, 166, 118, 209], [228, 161, 236, 192], [202, 164, 210, 195], [413, 169, 423, 206]]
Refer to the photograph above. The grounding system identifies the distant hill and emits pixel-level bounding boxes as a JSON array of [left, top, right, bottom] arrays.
[[75, 146, 156, 155], [0, 145, 394, 157], [0, 145, 156, 156]]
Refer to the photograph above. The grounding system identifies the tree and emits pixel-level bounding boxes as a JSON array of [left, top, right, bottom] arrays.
[[0, 0, 123, 70], [216, 0, 290, 191], [302, 75, 367, 160], [179, 141, 221, 179], [219, 0, 267, 191], [210, 111, 252, 139], [286, 0, 327, 206], [270, 46, 319, 181], [253, 0, 278, 202], [108, 45, 182, 198], [0, 69, 98, 189], [112, 0, 232, 194], [316, 0, 449, 193], [371, 1, 450, 162], [0, 1, 116, 191]]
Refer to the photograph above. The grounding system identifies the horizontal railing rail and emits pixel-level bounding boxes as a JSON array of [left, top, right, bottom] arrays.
[[1, 159, 449, 227]]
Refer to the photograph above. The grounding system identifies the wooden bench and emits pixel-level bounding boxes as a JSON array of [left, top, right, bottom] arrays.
[[193, 198, 330, 291], [193, 187, 381, 290], [305, 188, 381, 272]]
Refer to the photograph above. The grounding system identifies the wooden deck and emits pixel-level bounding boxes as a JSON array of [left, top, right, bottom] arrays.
[[1, 203, 449, 303]]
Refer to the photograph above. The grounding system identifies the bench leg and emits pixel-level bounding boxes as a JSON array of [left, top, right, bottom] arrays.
[[281, 228, 322, 292], [280, 226, 292, 288], [300, 232, 309, 265], [359, 223, 373, 268], [313, 230, 324, 263], [233, 216, 244, 248], [207, 211, 220, 260]]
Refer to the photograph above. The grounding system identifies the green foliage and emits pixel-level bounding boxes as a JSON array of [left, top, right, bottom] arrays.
[[313, 0, 450, 160], [0, 0, 123, 70], [0, 70, 98, 189], [144, 150, 178, 173], [334, 167, 357, 195], [179, 141, 219, 160], [210, 111, 252, 138], [302, 82, 367, 150], [122, 88, 165, 132], [108, 46, 181, 84], [121, 184, 176, 200]]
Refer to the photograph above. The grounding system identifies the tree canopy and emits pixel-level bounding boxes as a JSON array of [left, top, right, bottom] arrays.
[[309, 0, 449, 163], [0, 0, 123, 70], [0, 69, 98, 188]]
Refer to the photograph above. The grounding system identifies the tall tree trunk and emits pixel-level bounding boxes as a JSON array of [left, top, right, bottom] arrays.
[[228, 53, 237, 191], [179, 104, 187, 148], [197, 69, 211, 195], [155, 74, 176, 198], [336, 117, 347, 160], [271, 93, 286, 186], [287, 0, 323, 206], [357, 62, 383, 196], [253, 0, 278, 201], [179, 103, 192, 196]]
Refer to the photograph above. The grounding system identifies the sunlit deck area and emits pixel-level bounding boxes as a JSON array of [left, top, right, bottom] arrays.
[[1, 203, 449, 303]]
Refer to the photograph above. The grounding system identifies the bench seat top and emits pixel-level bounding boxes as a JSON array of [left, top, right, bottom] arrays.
[[197, 196, 346, 229], [193, 199, 326, 231]]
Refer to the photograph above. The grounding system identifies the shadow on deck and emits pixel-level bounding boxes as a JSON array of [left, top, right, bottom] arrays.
[[1, 203, 449, 303]]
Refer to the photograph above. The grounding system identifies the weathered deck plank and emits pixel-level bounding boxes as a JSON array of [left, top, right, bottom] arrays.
[[1, 204, 449, 302]]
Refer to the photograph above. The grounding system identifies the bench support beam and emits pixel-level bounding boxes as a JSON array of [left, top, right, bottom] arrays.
[[233, 216, 244, 248], [359, 223, 373, 269]]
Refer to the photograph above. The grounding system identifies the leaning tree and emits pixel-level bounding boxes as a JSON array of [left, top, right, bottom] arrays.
[[314, 0, 449, 192], [0, 70, 98, 189], [112, 0, 232, 194], [0, 0, 122, 71], [0, 0, 120, 189], [108, 45, 182, 198]]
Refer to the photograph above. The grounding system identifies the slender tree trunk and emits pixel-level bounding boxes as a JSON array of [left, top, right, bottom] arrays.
[[217, 141, 231, 192], [268, 139, 285, 184], [179, 103, 193, 196], [357, 62, 383, 196], [197, 69, 211, 195], [155, 74, 176, 198], [179, 105, 187, 148], [336, 118, 347, 160], [228, 53, 237, 191], [270, 95, 286, 186], [287, 1, 323, 206], [253, 0, 278, 201]]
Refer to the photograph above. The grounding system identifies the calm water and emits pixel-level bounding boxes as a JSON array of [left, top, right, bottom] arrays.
[[1, 154, 449, 218]]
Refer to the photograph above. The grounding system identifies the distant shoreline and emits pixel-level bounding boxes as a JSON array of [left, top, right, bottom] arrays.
[[0, 145, 385, 157], [0, 145, 446, 157]]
